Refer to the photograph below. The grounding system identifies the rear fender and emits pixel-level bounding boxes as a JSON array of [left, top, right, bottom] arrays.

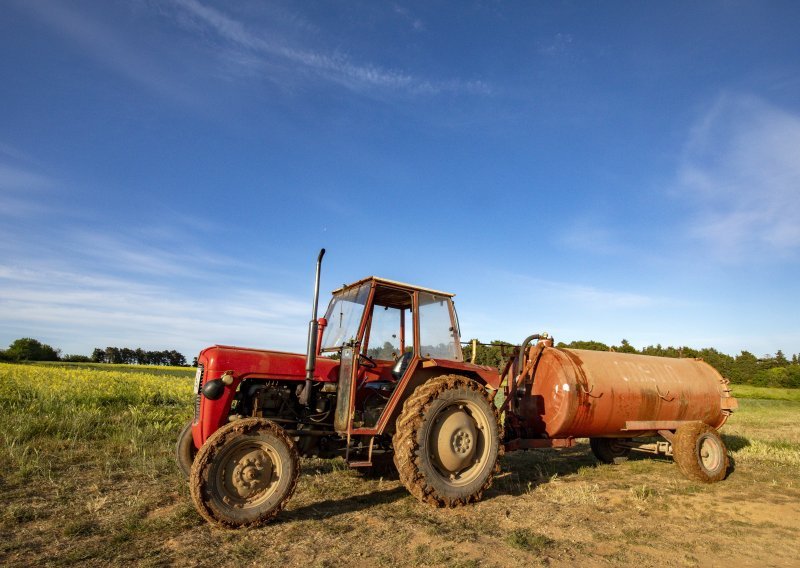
[[378, 359, 501, 436]]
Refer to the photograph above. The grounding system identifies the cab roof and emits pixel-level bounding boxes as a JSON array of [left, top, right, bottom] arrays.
[[331, 276, 455, 298]]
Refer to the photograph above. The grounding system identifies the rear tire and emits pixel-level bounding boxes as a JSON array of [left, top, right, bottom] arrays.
[[190, 418, 299, 527], [393, 375, 501, 507], [590, 437, 631, 465], [672, 422, 728, 483], [175, 420, 198, 478]]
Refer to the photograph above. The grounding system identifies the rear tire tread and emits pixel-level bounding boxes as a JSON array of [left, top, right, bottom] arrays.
[[672, 421, 729, 483], [392, 375, 502, 508]]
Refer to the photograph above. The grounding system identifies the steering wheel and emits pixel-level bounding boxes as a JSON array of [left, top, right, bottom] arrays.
[[358, 352, 378, 368]]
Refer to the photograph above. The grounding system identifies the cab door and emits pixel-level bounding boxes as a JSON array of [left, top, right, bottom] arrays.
[[334, 342, 360, 434]]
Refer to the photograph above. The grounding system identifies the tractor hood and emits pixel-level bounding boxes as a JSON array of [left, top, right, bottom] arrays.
[[198, 344, 339, 382]]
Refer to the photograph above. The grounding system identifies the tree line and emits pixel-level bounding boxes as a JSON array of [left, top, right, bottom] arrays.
[[463, 338, 800, 389], [4, 335, 798, 387], [90, 347, 187, 367], [0, 338, 189, 367]]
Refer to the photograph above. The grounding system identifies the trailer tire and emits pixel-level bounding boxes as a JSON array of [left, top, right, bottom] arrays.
[[175, 420, 198, 478], [393, 375, 501, 508], [589, 437, 631, 465], [190, 418, 299, 527], [672, 422, 728, 483]]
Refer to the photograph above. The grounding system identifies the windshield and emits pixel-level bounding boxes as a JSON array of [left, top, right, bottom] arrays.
[[321, 283, 371, 350]]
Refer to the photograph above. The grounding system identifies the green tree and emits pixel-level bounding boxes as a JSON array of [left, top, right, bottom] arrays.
[[462, 339, 514, 369], [556, 340, 611, 352], [616, 339, 637, 354], [5, 338, 60, 361]]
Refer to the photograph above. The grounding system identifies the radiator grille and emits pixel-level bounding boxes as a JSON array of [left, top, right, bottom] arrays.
[[193, 364, 204, 423]]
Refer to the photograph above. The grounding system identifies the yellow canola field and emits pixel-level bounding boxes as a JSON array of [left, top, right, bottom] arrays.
[[0, 362, 194, 407]]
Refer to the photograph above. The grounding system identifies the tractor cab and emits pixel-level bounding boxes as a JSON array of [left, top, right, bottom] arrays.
[[319, 277, 463, 433]]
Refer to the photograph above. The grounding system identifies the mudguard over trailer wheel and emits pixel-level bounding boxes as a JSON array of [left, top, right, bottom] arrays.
[[589, 437, 631, 464], [175, 420, 198, 478], [393, 375, 501, 507], [190, 418, 299, 527], [672, 421, 729, 483]]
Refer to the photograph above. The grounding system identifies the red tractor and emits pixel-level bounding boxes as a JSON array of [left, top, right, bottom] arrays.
[[177, 250, 736, 527]]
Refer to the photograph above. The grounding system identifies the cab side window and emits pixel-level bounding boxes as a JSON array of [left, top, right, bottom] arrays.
[[419, 293, 461, 361]]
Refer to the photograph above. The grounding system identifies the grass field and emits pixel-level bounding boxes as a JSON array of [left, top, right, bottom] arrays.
[[1, 362, 799, 567]]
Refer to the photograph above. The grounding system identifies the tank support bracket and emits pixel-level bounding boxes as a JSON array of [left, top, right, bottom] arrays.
[[504, 437, 575, 452], [623, 420, 692, 431]]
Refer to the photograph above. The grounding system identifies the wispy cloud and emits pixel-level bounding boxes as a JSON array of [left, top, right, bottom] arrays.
[[676, 94, 800, 262], [0, 272, 307, 354], [171, 0, 490, 96], [0, 163, 53, 192], [392, 5, 426, 33], [557, 219, 627, 256], [537, 33, 574, 56], [0, 253, 309, 356], [0, 162, 55, 218], [18, 0, 194, 104], [502, 272, 665, 309]]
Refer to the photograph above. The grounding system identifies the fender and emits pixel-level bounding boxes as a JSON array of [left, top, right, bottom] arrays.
[[350, 357, 502, 437]]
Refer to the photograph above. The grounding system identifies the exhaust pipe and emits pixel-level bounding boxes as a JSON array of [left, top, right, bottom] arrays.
[[300, 248, 326, 407]]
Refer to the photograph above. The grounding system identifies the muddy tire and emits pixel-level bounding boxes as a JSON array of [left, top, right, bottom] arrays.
[[672, 422, 729, 483], [175, 420, 198, 478], [590, 437, 631, 465], [190, 418, 299, 527], [393, 375, 501, 507]]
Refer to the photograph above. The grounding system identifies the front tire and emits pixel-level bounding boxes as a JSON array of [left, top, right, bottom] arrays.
[[175, 420, 198, 478], [189, 418, 299, 527], [672, 422, 729, 483], [393, 375, 501, 507]]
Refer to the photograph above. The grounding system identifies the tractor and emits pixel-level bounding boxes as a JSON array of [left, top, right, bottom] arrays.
[[177, 250, 736, 527]]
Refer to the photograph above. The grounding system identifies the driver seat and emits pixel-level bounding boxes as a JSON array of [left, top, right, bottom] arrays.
[[391, 351, 413, 381]]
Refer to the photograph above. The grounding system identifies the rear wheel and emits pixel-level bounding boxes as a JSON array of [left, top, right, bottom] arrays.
[[672, 422, 728, 483], [590, 437, 631, 465], [190, 418, 299, 527], [175, 420, 198, 478], [393, 375, 501, 507]]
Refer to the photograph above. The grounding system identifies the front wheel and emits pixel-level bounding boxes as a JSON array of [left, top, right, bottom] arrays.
[[393, 375, 501, 507], [175, 420, 198, 478], [672, 422, 729, 483], [189, 418, 299, 527]]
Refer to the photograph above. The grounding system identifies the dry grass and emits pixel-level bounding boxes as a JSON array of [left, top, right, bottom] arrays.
[[1, 362, 799, 567]]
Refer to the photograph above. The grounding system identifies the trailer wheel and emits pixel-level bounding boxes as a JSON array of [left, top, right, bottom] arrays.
[[589, 437, 631, 464], [190, 418, 299, 527], [175, 420, 198, 478], [393, 375, 501, 508], [672, 422, 728, 483]]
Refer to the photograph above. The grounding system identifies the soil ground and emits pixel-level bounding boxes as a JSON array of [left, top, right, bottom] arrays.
[[1, 363, 798, 567]]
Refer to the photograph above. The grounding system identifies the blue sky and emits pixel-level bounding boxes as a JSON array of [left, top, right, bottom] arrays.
[[1, 0, 799, 359]]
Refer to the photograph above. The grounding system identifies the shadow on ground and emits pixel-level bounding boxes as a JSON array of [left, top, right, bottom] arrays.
[[722, 434, 751, 452], [280, 486, 408, 522]]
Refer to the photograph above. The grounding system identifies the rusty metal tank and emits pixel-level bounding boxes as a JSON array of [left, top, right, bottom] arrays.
[[517, 346, 737, 438]]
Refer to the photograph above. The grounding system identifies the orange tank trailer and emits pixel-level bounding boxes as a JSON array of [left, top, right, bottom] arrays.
[[503, 336, 737, 483]]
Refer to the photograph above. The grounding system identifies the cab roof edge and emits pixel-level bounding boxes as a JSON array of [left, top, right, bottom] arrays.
[[331, 276, 455, 298]]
